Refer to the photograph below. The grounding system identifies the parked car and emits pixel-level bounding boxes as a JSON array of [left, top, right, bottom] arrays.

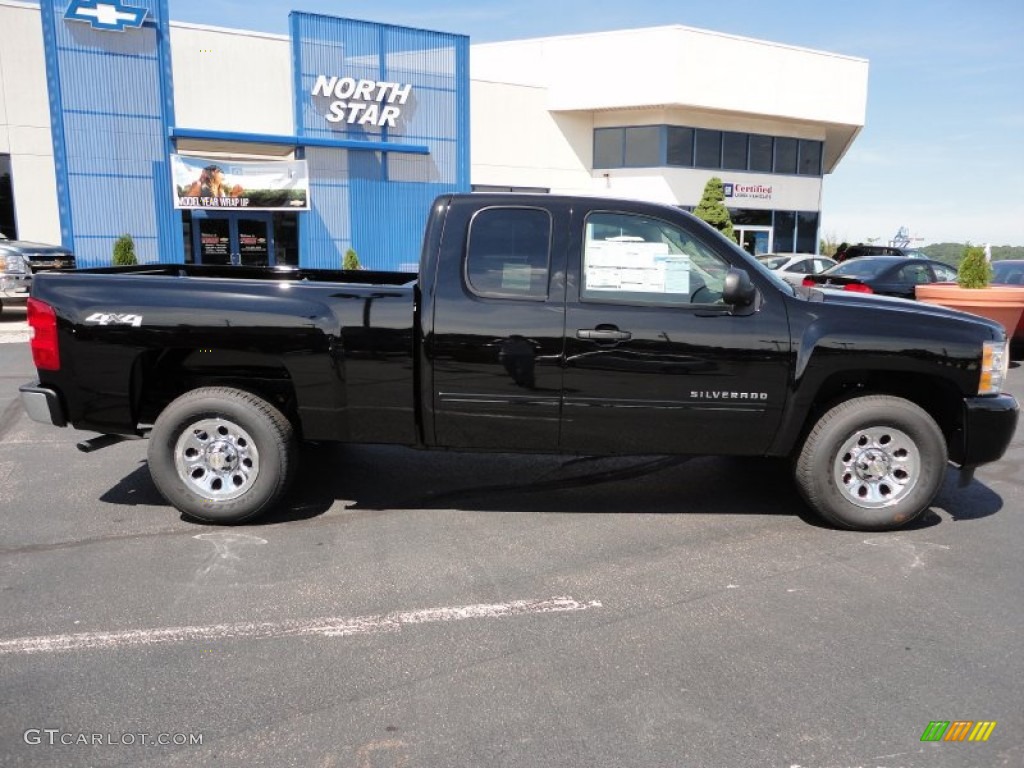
[[992, 260, 1024, 344], [801, 256, 957, 299], [757, 253, 836, 286], [0, 233, 75, 315], [992, 259, 1024, 285], [835, 243, 930, 262]]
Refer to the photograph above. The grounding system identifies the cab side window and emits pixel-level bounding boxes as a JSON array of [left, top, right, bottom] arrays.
[[581, 211, 729, 306], [466, 207, 552, 299], [898, 264, 932, 284]]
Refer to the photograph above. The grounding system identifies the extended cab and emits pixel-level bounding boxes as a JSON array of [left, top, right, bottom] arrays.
[[19, 194, 1019, 531]]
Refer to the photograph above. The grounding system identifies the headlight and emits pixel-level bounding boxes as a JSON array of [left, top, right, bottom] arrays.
[[979, 340, 1010, 395], [0, 252, 28, 273]]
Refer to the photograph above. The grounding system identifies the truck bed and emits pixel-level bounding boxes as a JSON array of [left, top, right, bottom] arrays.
[[28, 265, 419, 444]]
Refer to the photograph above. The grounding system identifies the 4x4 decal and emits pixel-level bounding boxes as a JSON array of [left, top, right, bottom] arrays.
[[84, 312, 143, 327]]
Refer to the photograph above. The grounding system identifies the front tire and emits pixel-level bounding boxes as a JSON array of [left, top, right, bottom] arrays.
[[795, 395, 947, 531], [148, 387, 296, 524]]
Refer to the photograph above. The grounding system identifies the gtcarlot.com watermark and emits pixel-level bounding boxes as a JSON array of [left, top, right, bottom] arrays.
[[24, 729, 203, 747]]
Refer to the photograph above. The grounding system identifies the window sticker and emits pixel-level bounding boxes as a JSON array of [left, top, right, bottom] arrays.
[[502, 263, 533, 292], [584, 240, 690, 295]]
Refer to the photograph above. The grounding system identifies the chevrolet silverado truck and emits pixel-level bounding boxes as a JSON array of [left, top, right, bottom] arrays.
[[0, 232, 75, 315], [18, 194, 1019, 531]]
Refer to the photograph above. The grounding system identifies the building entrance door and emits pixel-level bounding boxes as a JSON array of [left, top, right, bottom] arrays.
[[735, 226, 772, 256], [192, 211, 276, 266]]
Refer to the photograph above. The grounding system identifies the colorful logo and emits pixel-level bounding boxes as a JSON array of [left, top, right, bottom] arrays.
[[64, 1, 148, 32], [920, 721, 997, 742]]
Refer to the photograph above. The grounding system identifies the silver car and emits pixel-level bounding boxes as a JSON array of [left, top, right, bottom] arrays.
[[757, 253, 837, 287]]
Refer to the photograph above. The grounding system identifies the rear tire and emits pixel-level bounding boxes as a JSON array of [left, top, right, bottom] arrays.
[[795, 395, 947, 531], [148, 387, 296, 524]]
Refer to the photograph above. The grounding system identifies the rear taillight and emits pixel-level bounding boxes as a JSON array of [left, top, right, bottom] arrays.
[[27, 298, 60, 371], [843, 283, 874, 294], [802, 277, 816, 287]]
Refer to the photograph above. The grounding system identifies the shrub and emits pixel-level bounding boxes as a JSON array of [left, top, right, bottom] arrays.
[[692, 177, 736, 243], [957, 245, 992, 289], [343, 248, 361, 270], [112, 234, 138, 266]]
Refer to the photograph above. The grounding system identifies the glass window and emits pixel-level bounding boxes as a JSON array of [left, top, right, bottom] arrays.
[[798, 140, 822, 176], [774, 211, 796, 252], [774, 137, 798, 174], [722, 132, 748, 170], [898, 264, 932, 284], [273, 213, 299, 266], [624, 126, 662, 167], [796, 211, 819, 253], [666, 126, 694, 166], [466, 207, 552, 299], [181, 210, 193, 264], [582, 211, 730, 306], [749, 135, 773, 173], [594, 128, 624, 168], [932, 264, 957, 282], [0, 154, 15, 240], [758, 256, 789, 269], [730, 209, 773, 226], [694, 129, 722, 168]]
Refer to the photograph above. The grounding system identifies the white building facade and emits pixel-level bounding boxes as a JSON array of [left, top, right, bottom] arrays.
[[0, 2, 867, 263], [470, 27, 868, 254]]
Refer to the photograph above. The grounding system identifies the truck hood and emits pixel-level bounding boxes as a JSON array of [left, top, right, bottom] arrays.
[[798, 286, 1006, 338], [0, 240, 72, 256]]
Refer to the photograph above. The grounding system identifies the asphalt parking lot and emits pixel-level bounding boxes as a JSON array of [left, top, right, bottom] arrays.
[[1, 309, 1022, 768]]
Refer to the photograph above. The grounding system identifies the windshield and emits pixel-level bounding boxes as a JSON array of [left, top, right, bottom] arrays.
[[824, 257, 896, 278], [758, 256, 789, 269], [993, 261, 1024, 283]]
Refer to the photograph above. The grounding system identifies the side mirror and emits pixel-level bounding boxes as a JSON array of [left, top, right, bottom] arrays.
[[723, 268, 756, 307]]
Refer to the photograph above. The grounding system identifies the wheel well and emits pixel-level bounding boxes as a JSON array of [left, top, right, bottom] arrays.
[[133, 349, 300, 436], [798, 370, 963, 452]]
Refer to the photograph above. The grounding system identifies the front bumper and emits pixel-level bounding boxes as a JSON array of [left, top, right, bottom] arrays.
[[954, 393, 1019, 467], [19, 382, 67, 428], [0, 273, 30, 301]]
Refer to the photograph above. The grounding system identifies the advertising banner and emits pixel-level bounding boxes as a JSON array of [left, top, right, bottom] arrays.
[[171, 155, 310, 211]]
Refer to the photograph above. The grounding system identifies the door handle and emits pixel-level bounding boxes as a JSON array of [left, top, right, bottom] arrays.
[[577, 326, 632, 342]]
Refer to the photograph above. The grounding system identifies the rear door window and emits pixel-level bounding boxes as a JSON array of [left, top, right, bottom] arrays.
[[465, 207, 552, 299]]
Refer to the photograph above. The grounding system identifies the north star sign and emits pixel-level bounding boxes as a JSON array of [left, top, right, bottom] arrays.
[[311, 76, 413, 128], [64, 0, 148, 32]]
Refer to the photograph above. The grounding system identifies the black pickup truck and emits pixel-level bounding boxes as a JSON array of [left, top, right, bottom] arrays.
[[19, 194, 1019, 531]]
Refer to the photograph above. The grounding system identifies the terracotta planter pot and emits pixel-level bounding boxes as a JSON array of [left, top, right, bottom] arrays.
[[915, 283, 1024, 337]]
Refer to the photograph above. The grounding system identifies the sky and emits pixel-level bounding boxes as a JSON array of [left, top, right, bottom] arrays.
[[167, 0, 1024, 246]]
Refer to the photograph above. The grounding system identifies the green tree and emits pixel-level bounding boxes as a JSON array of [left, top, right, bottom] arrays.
[[343, 247, 361, 270], [820, 232, 842, 257], [112, 234, 137, 266], [692, 177, 736, 243], [957, 245, 992, 289]]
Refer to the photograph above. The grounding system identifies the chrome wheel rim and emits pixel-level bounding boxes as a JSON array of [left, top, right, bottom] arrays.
[[174, 418, 260, 502], [833, 426, 919, 509]]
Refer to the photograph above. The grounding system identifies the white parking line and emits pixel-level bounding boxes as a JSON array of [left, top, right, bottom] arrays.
[[0, 596, 603, 655], [0, 331, 29, 344]]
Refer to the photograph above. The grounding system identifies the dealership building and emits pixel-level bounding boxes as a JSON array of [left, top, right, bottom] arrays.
[[0, 0, 867, 269]]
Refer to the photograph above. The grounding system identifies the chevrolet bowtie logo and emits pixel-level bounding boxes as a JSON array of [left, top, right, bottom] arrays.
[[64, 0, 148, 32]]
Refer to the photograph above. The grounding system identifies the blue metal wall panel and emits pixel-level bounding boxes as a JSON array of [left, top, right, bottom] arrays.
[[40, 0, 178, 266], [291, 13, 469, 271], [302, 146, 352, 269]]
